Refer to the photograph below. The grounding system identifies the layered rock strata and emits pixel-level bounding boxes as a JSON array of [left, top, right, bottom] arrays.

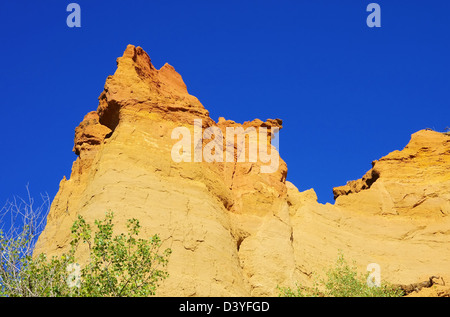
[[35, 45, 450, 296]]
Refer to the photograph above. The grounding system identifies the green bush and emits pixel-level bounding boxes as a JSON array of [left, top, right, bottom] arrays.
[[0, 212, 171, 297], [278, 252, 403, 297]]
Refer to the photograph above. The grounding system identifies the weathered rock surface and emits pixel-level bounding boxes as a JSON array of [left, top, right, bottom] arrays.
[[333, 129, 450, 217], [35, 45, 450, 296]]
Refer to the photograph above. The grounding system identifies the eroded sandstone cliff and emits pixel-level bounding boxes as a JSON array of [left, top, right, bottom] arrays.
[[35, 45, 450, 296]]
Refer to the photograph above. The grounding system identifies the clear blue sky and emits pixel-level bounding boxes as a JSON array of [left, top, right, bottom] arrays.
[[0, 1, 449, 207]]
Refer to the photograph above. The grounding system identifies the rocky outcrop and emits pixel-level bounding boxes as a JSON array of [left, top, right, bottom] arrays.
[[35, 45, 450, 296], [333, 130, 450, 217], [35, 45, 292, 296]]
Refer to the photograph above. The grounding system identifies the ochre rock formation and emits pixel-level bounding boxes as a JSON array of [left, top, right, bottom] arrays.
[[333, 129, 450, 217], [35, 45, 450, 296]]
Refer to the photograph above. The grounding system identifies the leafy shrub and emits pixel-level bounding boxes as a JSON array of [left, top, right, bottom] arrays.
[[69, 212, 172, 296], [278, 252, 403, 297], [1, 211, 171, 297]]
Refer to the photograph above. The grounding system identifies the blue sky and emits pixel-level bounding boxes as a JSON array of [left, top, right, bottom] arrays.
[[0, 0, 449, 208]]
